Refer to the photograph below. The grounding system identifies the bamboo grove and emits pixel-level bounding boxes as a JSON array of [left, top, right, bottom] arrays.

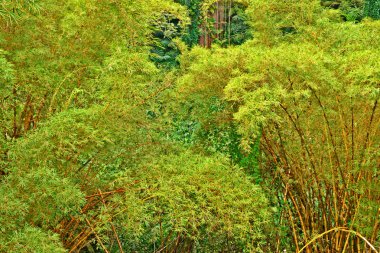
[[0, 0, 379, 252]]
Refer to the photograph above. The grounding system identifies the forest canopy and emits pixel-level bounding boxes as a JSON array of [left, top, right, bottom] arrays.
[[0, 0, 379, 252]]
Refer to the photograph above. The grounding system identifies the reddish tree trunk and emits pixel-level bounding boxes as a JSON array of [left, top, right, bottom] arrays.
[[199, 1, 226, 48]]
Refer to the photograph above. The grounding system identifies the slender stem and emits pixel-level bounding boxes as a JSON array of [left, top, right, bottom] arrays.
[[299, 227, 379, 253], [85, 218, 110, 253]]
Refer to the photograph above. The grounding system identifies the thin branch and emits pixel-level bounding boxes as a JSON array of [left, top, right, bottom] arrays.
[[298, 227, 379, 253], [85, 218, 110, 253]]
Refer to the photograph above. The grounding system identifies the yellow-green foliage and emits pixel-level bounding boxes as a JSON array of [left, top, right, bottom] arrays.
[[1, 226, 66, 253], [174, 2, 379, 251], [105, 152, 271, 252], [1, 0, 379, 252]]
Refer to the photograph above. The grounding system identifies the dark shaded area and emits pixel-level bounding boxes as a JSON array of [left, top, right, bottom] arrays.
[[280, 26, 297, 35], [321, 0, 380, 22], [150, 14, 182, 69]]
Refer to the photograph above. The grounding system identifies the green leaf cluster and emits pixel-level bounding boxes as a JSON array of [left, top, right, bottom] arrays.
[[1, 0, 379, 252]]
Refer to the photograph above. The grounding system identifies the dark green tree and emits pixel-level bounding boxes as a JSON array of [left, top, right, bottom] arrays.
[[365, 0, 380, 18]]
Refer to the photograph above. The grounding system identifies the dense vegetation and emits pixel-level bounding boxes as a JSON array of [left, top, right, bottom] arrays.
[[0, 0, 379, 252]]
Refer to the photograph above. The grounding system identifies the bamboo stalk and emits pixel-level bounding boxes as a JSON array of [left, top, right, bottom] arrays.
[[85, 218, 109, 253], [283, 185, 300, 253], [298, 227, 378, 253], [98, 189, 125, 253], [69, 229, 92, 253]]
